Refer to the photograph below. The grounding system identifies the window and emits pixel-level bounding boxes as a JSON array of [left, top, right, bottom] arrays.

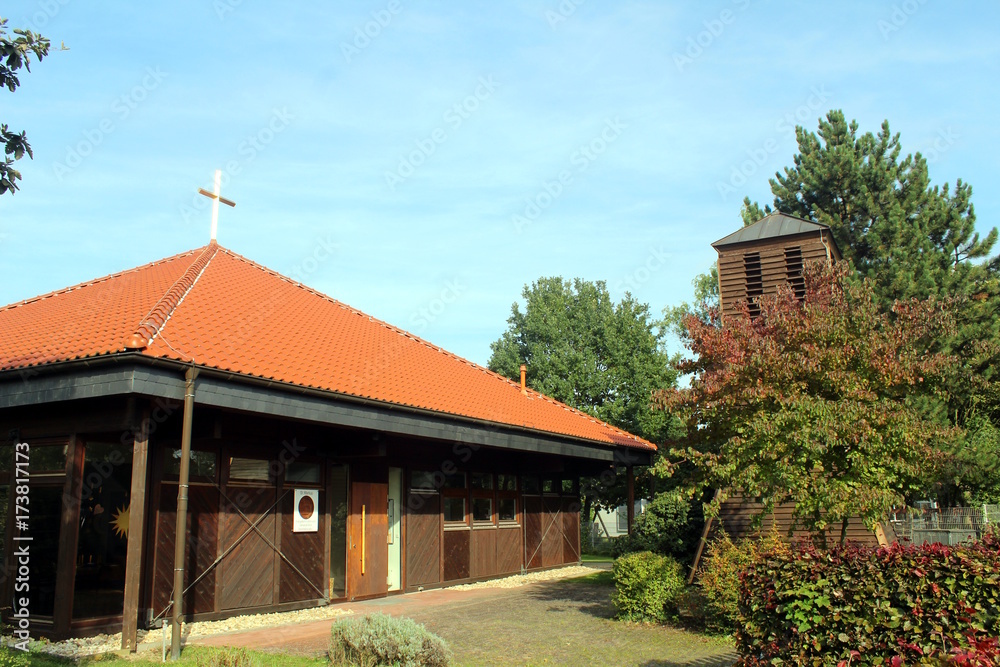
[[285, 461, 322, 485], [228, 457, 270, 482], [744, 252, 763, 318], [472, 497, 493, 523], [471, 472, 493, 490], [522, 476, 540, 494], [616, 505, 628, 533], [542, 477, 558, 494], [443, 497, 466, 523], [497, 474, 517, 492], [785, 246, 806, 300], [498, 498, 517, 522], [411, 470, 439, 491], [164, 448, 217, 482], [443, 472, 466, 489], [562, 477, 578, 495]]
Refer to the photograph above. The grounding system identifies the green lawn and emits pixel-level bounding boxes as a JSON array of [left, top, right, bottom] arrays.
[[16, 646, 328, 666], [580, 553, 613, 563]]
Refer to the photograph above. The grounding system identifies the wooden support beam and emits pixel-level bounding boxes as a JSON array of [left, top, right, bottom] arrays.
[[626, 465, 635, 535], [122, 408, 151, 651], [53, 435, 84, 638]]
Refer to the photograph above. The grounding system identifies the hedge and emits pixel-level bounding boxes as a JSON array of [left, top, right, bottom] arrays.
[[737, 533, 1000, 665]]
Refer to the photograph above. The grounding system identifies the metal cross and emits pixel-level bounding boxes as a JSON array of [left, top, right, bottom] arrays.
[[197, 169, 236, 242]]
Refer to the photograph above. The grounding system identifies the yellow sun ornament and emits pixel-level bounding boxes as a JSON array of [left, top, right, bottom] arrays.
[[112, 505, 130, 539]]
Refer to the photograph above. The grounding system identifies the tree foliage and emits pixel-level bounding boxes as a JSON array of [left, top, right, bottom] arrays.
[[1, 17, 50, 196], [488, 277, 679, 510], [657, 261, 962, 540]]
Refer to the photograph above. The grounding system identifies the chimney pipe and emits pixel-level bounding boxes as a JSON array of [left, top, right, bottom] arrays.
[[520, 364, 527, 394]]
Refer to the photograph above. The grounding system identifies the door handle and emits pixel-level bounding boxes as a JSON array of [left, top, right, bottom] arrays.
[[361, 504, 366, 575]]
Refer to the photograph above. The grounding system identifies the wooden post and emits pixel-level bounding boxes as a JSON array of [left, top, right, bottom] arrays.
[[53, 435, 84, 638], [626, 465, 635, 535], [171, 367, 198, 660], [122, 409, 151, 651]]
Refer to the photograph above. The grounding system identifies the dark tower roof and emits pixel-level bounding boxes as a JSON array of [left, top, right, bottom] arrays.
[[712, 212, 834, 248]]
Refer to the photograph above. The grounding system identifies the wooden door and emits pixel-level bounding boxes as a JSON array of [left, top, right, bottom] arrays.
[[347, 463, 388, 600]]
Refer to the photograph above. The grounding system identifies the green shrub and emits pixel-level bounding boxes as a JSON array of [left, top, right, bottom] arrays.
[[612, 492, 700, 560], [737, 534, 1000, 666], [0, 646, 27, 667], [196, 647, 262, 667], [329, 612, 451, 667], [697, 531, 788, 631], [612, 551, 685, 623]]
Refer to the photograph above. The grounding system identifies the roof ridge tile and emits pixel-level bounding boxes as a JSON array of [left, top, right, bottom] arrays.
[[124, 243, 219, 350]]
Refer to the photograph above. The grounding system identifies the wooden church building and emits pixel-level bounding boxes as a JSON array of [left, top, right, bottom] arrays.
[[0, 242, 654, 647], [695, 212, 885, 562]]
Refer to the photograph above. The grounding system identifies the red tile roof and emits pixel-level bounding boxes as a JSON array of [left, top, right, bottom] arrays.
[[0, 244, 655, 451]]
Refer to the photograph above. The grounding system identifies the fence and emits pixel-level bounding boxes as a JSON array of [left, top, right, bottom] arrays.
[[890, 504, 1000, 545]]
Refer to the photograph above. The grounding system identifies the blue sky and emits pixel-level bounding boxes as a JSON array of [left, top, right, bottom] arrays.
[[2, 1, 998, 366]]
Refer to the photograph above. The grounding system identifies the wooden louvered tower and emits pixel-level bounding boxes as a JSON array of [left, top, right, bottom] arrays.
[[712, 212, 841, 321]]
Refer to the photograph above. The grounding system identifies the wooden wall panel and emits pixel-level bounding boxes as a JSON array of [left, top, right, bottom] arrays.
[[561, 499, 580, 564], [714, 495, 879, 546], [442, 530, 470, 582], [279, 490, 326, 604], [405, 493, 440, 589], [524, 497, 543, 570], [541, 497, 562, 568], [219, 487, 276, 610], [470, 529, 497, 579], [496, 527, 522, 575], [151, 485, 219, 617]]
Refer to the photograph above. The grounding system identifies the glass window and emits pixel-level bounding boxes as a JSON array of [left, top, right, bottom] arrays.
[[285, 461, 322, 485], [411, 471, 439, 491], [542, 477, 557, 494], [497, 474, 517, 492], [30, 445, 68, 474], [443, 473, 466, 489], [522, 476, 540, 494], [562, 477, 578, 495], [498, 498, 517, 522], [75, 441, 133, 619], [164, 448, 217, 480], [471, 473, 493, 490], [472, 498, 493, 523], [329, 465, 348, 599], [443, 497, 466, 523], [229, 457, 270, 482]]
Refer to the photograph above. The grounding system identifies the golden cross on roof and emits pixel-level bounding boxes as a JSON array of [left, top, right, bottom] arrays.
[[197, 169, 236, 242]]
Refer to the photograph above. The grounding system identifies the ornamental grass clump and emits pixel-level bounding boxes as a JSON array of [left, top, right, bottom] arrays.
[[330, 612, 451, 667], [612, 551, 686, 623]]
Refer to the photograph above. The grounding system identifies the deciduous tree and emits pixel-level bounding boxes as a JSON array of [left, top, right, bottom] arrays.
[[657, 261, 961, 543], [1, 17, 50, 196]]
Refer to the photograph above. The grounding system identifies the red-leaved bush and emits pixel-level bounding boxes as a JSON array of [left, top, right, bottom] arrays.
[[737, 533, 1000, 666]]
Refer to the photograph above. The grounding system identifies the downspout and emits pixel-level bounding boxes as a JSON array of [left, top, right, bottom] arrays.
[[171, 366, 198, 660]]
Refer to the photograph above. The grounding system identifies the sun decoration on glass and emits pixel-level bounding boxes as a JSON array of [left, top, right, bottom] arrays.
[[112, 505, 130, 539]]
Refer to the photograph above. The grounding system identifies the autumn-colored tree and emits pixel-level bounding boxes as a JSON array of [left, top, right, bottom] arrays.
[[656, 261, 962, 544]]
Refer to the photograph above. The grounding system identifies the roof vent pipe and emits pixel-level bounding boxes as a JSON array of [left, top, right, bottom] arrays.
[[520, 364, 527, 395]]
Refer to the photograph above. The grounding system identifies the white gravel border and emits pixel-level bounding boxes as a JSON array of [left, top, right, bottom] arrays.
[[21, 563, 606, 659]]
